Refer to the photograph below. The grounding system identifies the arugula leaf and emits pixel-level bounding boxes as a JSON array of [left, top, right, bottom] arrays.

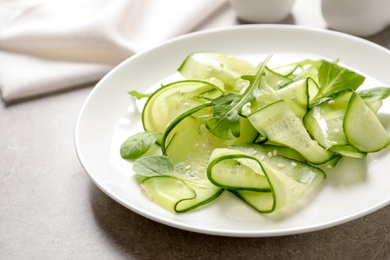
[[120, 131, 160, 160], [205, 55, 273, 139], [132, 155, 174, 177], [205, 93, 242, 139], [128, 90, 150, 100], [311, 60, 365, 105]]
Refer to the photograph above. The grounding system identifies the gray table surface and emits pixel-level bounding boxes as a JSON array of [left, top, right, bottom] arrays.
[[1, 1, 390, 259]]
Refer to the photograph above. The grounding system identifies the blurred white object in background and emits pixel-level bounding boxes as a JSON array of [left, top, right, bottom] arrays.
[[321, 0, 390, 37], [229, 0, 296, 23]]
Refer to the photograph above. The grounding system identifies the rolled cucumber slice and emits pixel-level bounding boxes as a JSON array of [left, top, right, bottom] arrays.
[[141, 176, 196, 213], [276, 78, 309, 119], [248, 100, 334, 164], [207, 147, 326, 213], [178, 51, 255, 92], [162, 103, 225, 161], [257, 144, 306, 162], [140, 175, 224, 213], [344, 92, 390, 153], [162, 103, 258, 161], [207, 152, 272, 192], [138, 104, 226, 213], [231, 190, 274, 214], [263, 66, 292, 89], [304, 90, 367, 158], [304, 91, 351, 149], [142, 80, 222, 133]]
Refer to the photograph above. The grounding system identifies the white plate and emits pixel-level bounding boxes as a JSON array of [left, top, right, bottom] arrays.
[[75, 25, 390, 237]]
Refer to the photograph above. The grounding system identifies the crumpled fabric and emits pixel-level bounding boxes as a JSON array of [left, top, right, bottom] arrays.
[[0, 0, 227, 102]]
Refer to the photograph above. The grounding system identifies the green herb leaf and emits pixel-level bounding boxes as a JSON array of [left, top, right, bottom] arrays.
[[205, 55, 273, 139], [206, 93, 242, 139], [128, 90, 150, 100], [132, 155, 175, 177], [312, 60, 365, 104], [120, 131, 160, 160]]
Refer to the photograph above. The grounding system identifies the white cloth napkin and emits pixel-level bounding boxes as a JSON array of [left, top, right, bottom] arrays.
[[0, 0, 227, 102]]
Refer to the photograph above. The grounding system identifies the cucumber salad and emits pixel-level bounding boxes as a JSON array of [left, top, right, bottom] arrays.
[[120, 51, 390, 215]]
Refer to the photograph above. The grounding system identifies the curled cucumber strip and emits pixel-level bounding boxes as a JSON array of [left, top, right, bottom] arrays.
[[207, 147, 326, 213]]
